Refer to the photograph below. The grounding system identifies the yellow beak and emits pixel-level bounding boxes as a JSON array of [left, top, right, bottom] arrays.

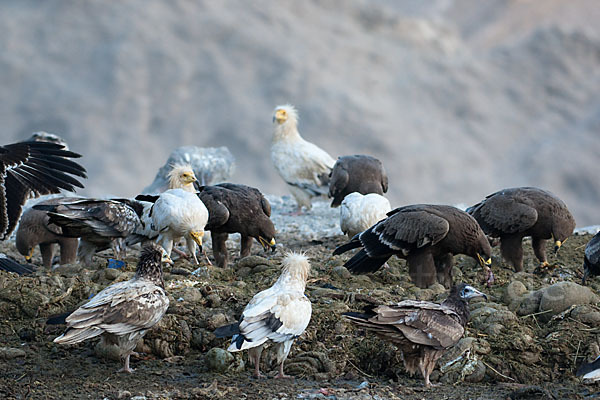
[[190, 231, 204, 248], [25, 248, 35, 261], [477, 253, 492, 267]]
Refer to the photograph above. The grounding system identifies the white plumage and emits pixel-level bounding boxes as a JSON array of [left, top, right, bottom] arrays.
[[340, 192, 392, 238], [216, 252, 312, 378], [151, 188, 208, 264], [271, 105, 335, 213]]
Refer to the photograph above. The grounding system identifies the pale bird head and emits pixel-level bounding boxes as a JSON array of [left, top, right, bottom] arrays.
[[161, 249, 173, 265], [189, 231, 204, 248], [168, 164, 197, 190], [273, 104, 298, 125], [458, 284, 487, 301], [280, 252, 311, 283]]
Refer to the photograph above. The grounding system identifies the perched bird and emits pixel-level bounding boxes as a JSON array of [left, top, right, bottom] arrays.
[[136, 188, 208, 264], [196, 183, 276, 268], [16, 197, 78, 267], [53, 243, 171, 373], [0, 253, 34, 275], [0, 140, 87, 241], [467, 187, 575, 272], [340, 192, 391, 239], [334, 205, 492, 289], [582, 232, 600, 285], [271, 105, 336, 213], [344, 283, 487, 387], [214, 253, 312, 378], [329, 155, 388, 208], [577, 355, 600, 381]]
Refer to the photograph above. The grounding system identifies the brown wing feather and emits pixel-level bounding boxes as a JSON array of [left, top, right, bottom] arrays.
[[470, 191, 538, 235], [378, 207, 450, 249]]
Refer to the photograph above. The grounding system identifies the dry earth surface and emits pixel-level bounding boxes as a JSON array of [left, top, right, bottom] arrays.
[[1, 199, 600, 399]]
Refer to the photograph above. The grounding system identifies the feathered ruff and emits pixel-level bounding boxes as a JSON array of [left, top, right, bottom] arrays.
[[0, 141, 87, 240]]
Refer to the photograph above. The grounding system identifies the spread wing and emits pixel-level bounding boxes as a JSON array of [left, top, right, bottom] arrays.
[[345, 301, 464, 350], [468, 191, 538, 235], [54, 279, 169, 344], [586, 232, 600, 265], [0, 141, 87, 239], [228, 288, 312, 352]]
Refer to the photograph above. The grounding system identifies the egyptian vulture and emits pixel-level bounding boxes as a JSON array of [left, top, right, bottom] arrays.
[[334, 204, 492, 289], [53, 243, 171, 373], [16, 197, 78, 267], [582, 232, 600, 285], [344, 283, 486, 387], [340, 192, 391, 239], [136, 188, 208, 264], [214, 253, 312, 378], [196, 183, 276, 268], [467, 187, 575, 272], [329, 155, 388, 208], [33, 198, 145, 266], [0, 140, 87, 241], [271, 105, 335, 213]]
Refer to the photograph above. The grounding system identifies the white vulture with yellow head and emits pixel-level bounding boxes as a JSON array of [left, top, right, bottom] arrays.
[[214, 252, 312, 378], [271, 105, 336, 213]]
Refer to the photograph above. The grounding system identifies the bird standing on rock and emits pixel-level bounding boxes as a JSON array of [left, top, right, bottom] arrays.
[[53, 243, 172, 373], [271, 105, 336, 214], [344, 283, 487, 387], [467, 187, 575, 272], [214, 252, 312, 378], [334, 204, 492, 288]]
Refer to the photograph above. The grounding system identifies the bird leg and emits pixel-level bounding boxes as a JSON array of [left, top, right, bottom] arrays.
[[59, 238, 78, 265], [532, 238, 549, 268], [118, 353, 134, 374], [212, 231, 229, 268], [172, 247, 189, 259], [248, 346, 265, 378], [500, 235, 524, 272], [39, 243, 55, 268], [274, 360, 291, 379], [407, 251, 437, 289], [240, 235, 253, 258], [434, 253, 454, 289]]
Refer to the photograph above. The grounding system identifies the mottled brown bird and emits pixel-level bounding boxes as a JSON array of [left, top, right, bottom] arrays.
[[53, 243, 171, 373], [334, 205, 492, 288], [16, 197, 78, 267], [344, 283, 487, 387], [196, 183, 276, 268], [467, 187, 575, 272], [329, 155, 388, 207], [0, 140, 87, 241]]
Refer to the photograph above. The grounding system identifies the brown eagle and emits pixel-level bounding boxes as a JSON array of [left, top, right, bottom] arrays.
[[344, 283, 486, 387], [467, 187, 575, 272], [196, 183, 276, 268], [328, 154, 388, 207], [334, 204, 492, 288]]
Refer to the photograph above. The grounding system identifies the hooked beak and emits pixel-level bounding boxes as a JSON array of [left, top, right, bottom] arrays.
[[466, 286, 488, 301], [259, 237, 276, 253], [162, 255, 174, 265], [190, 231, 204, 252], [477, 253, 492, 267], [25, 248, 34, 262], [554, 240, 563, 254]]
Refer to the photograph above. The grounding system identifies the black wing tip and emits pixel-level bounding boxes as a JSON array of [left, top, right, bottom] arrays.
[[135, 194, 160, 203], [46, 311, 72, 325], [577, 357, 600, 377], [213, 323, 240, 338], [0, 258, 35, 275]]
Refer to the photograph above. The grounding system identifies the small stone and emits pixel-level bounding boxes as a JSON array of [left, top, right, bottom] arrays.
[[171, 268, 191, 276], [334, 321, 346, 334], [0, 347, 26, 359], [118, 390, 132, 399], [484, 323, 504, 336], [252, 264, 271, 273], [504, 280, 528, 305], [517, 290, 543, 316], [464, 360, 486, 383], [236, 255, 274, 269], [205, 347, 234, 373], [236, 267, 252, 277], [332, 266, 351, 279], [182, 288, 203, 304], [104, 268, 121, 281], [538, 281, 599, 321], [233, 281, 246, 288], [206, 293, 221, 308], [207, 313, 228, 330]]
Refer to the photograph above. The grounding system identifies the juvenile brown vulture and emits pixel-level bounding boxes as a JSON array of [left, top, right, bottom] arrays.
[[271, 104, 335, 214], [583, 232, 600, 285], [329, 155, 388, 207], [0, 140, 87, 241], [214, 253, 311, 378], [16, 197, 78, 267], [467, 187, 575, 272], [334, 204, 492, 288], [53, 243, 171, 373], [196, 183, 276, 268], [344, 283, 487, 387], [33, 198, 145, 266]]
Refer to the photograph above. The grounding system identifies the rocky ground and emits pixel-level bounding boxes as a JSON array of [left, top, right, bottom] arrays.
[[2, 198, 600, 399]]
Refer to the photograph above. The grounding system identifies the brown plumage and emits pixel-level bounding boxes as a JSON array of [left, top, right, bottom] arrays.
[[53, 243, 171, 373], [334, 204, 492, 289], [467, 187, 575, 272], [16, 197, 78, 267], [328, 155, 388, 207], [0, 140, 87, 241], [196, 183, 276, 268], [344, 283, 487, 387]]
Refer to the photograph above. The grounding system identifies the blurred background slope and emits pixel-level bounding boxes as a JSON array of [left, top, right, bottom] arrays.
[[1, 0, 599, 224]]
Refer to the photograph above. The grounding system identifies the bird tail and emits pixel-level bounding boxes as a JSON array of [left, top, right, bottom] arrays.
[[333, 238, 362, 255], [344, 249, 389, 274], [214, 323, 240, 338], [577, 356, 600, 379], [46, 311, 72, 325], [53, 326, 104, 345], [0, 257, 35, 275]]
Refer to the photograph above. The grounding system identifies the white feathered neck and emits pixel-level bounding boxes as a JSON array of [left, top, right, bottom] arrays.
[[272, 104, 302, 143], [273, 252, 311, 292]]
